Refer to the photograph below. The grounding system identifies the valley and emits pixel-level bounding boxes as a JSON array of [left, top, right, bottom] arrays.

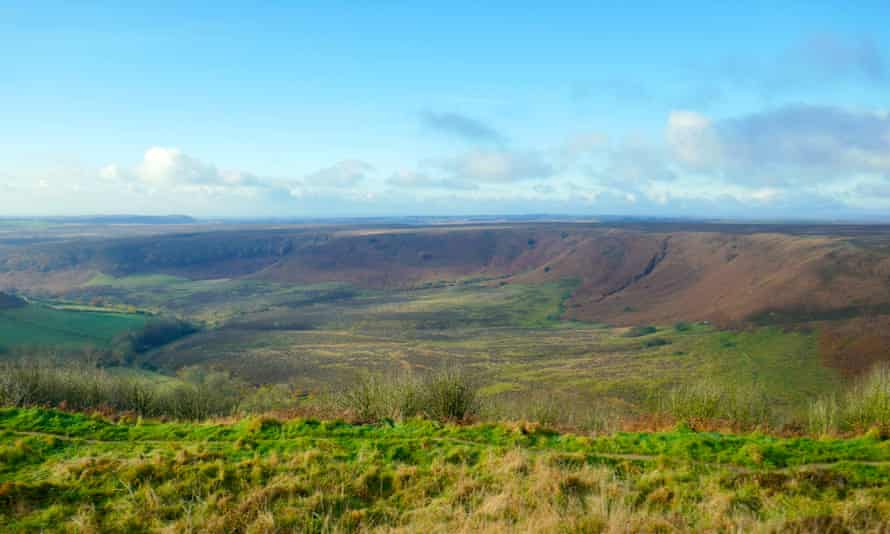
[[2, 219, 888, 424]]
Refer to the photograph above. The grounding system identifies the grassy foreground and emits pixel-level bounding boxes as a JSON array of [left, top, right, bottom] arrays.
[[2, 408, 889, 532]]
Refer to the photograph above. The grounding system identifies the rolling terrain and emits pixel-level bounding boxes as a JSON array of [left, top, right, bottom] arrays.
[[2, 221, 890, 378], [2, 221, 890, 531], [4, 222, 890, 327]]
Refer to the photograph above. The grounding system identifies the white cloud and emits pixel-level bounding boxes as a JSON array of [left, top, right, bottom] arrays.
[[386, 169, 478, 190], [102, 147, 271, 193], [854, 179, 890, 198], [99, 163, 125, 181], [138, 147, 220, 186], [666, 111, 720, 170], [303, 159, 373, 188], [560, 132, 608, 162], [591, 138, 676, 189], [666, 105, 890, 187], [433, 149, 554, 183]]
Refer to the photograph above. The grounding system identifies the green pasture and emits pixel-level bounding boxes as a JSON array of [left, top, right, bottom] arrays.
[[0, 303, 147, 350]]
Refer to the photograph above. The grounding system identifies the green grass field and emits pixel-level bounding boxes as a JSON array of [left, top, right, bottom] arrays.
[[0, 303, 147, 350], [1, 407, 888, 532]]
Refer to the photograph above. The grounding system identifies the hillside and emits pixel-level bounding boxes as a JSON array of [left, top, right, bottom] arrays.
[[2, 222, 890, 382], [0, 291, 25, 309], [3, 222, 890, 325], [2, 407, 889, 532]]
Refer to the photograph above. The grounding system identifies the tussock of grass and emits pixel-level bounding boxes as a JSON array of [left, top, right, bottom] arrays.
[[657, 379, 772, 429], [485, 393, 623, 434], [809, 363, 890, 435]]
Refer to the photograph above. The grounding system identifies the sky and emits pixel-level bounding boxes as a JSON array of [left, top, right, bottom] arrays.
[[2, 1, 890, 219]]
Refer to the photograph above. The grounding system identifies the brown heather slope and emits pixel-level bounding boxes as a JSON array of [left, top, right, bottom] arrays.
[[503, 230, 866, 324], [2, 224, 890, 323], [551, 231, 890, 326]]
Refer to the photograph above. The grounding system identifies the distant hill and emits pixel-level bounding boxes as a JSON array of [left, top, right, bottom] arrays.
[[0, 215, 195, 225], [3, 224, 890, 325], [44, 215, 195, 225], [0, 291, 26, 309]]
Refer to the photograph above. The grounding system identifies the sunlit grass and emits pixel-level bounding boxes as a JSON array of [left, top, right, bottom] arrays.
[[1, 407, 888, 532], [85, 272, 190, 288]]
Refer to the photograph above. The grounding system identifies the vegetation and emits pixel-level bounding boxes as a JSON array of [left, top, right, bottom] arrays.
[[1, 406, 889, 532], [623, 325, 657, 337], [0, 360, 240, 420], [85, 272, 190, 288], [657, 379, 772, 429], [0, 302, 147, 350], [0, 359, 482, 425], [333, 368, 481, 423], [123, 318, 198, 354], [673, 321, 692, 332], [61, 274, 824, 424], [809, 363, 890, 435], [0, 273, 850, 430], [0, 352, 887, 531], [641, 337, 671, 348]]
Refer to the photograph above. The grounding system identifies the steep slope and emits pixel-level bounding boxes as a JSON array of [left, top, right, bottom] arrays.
[[254, 227, 572, 287], [560, 232, 890, 325], [2, 223, 890, 338], [0, 226, 575, 290]]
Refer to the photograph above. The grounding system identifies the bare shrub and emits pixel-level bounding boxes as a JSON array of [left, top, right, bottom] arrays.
[[809, 363, 890, 434], [0, 359, 240, 419], [335, 367, 480, 423], [659, 380, 771, 428]]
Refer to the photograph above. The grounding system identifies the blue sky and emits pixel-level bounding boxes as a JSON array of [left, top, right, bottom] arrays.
[[2, 1, 890, 218]]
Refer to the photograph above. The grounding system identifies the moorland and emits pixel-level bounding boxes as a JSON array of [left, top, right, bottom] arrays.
[[1, 217, 890, 531]]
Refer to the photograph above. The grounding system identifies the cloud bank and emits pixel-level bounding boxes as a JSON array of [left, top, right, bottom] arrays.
[[668, 105, 890, 185]]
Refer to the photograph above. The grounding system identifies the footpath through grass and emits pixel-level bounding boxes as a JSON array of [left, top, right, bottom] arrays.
[[2, 408, 889, 532]]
